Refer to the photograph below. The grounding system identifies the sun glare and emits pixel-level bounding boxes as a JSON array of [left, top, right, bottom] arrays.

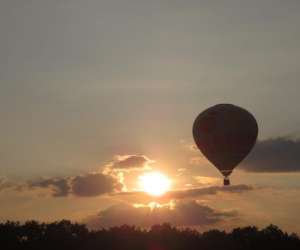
[[138, 172, 171, 196]]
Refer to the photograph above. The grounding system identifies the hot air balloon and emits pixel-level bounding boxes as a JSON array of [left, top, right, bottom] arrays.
[[193, 104, 258, 186]]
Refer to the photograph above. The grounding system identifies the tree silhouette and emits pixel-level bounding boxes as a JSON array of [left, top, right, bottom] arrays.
[[0, 220, 299, 250]]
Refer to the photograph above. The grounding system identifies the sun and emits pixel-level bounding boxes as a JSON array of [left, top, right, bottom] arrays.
[[138, 172, 171, 196]]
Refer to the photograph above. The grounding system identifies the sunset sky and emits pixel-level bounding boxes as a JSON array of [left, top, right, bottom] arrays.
[[1, 0, 300, 233]]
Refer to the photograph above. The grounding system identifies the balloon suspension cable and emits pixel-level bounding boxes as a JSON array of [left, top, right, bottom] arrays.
[[223, 177, 230, 186]]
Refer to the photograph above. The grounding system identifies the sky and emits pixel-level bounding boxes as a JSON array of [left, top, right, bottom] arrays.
[[1, 0, 300, 233]]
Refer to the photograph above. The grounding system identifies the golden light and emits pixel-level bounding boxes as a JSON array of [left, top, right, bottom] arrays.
[[133, 200, 176, 211], [138, 172, 171, 196]]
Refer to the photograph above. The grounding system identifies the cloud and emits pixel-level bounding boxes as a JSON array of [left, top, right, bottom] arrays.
[[28, 173, 121, 197], [72, 173, 121, 197], [189, 156, 209, 166], [108, 155, 154, 171], [114, 184, 253, 203], [242, 137, 300, 172], [9, 154, 155, 197], [85, 200, 237, 229], [193, 176, 220, 186], [29, 178, 70, 197], [0, 177, 13, 192], [167, 184, 253, 199]]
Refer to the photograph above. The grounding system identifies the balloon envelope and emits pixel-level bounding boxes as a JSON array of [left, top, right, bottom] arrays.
[[193, 104, 258, 177]]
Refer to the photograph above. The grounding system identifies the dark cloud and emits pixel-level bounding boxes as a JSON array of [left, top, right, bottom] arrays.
[[167, 184, 253, 199], [29, 178, 70, 197], [85, 200, 236, 229], [28, 173, 121, 197], [13, 155, 154, 197], [242, 137, 300, 172], [72, 173, 121, 197], [110, 155, 153, 170]]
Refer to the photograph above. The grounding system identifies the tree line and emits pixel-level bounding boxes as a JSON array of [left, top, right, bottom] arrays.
[[0, 220, 299, 250]]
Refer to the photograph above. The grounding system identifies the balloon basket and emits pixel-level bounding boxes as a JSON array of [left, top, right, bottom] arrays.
[[224, 177, 230, 186]]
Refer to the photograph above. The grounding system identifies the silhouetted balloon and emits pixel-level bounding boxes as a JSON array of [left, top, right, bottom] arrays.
[[193, 104, 258, 186]]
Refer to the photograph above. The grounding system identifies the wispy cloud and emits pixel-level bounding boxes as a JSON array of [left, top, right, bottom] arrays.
[[0, 177, 13, 192]]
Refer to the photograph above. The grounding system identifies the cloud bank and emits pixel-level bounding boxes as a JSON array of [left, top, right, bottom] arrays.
[[29, 178, 70, 197], [242, 137, 300, 172], [86, 200, 237, 229], [115, 184, 253, 202], [5, 154, 156, 198], [72, 173, 121, 197], [29, 172, 121, 197]]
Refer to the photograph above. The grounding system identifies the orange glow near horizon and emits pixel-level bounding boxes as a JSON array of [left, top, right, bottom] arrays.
[[138, 172, 171, 197]]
